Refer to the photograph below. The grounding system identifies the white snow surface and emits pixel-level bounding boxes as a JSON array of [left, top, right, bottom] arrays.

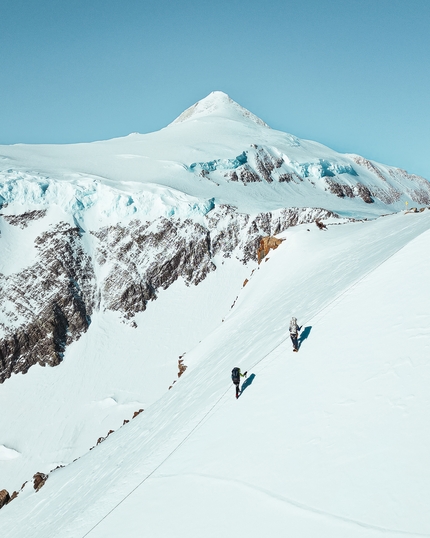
[[0, 446, 20, 461], [170, 90, 271, 128], [0, 257, 251, 490], [1, 92, 430, 537], [0, 210, 429, 537], [0, 91, 428, 223]]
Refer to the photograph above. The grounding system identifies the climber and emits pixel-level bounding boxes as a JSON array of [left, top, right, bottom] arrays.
[[231, 367, 247, 399], [289, 317, 302, 352]]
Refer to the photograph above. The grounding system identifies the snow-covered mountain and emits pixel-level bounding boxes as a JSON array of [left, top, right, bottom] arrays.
[[1, 91, 429, 217], [0, 92, 429, 537]]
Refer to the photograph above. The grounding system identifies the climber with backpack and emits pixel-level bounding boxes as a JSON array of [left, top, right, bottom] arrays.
[[231, 367, 247, 399], [289, 317, 302, 352]]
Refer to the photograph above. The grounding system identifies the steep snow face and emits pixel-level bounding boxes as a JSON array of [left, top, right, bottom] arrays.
[[0, 259, 254, 493], [0, 91, 430, 524], [170, 90, 270, 128], [1, 211, 429, 538]]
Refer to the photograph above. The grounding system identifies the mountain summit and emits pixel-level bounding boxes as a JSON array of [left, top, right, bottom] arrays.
[[0, 91, 430, 537], [170, 91, 270, 128]]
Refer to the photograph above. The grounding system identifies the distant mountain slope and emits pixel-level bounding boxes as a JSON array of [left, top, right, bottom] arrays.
[[0, 91, 429, 217]]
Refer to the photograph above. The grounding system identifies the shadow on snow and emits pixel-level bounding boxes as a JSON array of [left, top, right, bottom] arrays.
[[298, 326, 312, 350], [239, 373, 256, 397]]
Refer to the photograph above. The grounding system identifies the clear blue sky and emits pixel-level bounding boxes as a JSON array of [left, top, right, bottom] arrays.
[[1, 0, 429, 179]]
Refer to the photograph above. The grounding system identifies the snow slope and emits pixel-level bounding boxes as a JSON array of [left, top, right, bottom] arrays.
[[1, 210, 429, 537], [1, 92, 429, 221], [0, 255, 251, 491]]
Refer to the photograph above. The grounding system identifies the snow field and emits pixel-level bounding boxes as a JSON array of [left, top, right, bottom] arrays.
[[1, 211, 429, 537], [1, 91, 429, 536], [1, 92, 428, 219], [0, 255, 251, 492]]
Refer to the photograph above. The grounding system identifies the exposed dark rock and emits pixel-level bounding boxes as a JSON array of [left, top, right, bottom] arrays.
[[255, 149, 274, 183], [190, 148, 430, 209], [239, 166, 261, 184], [0, 210, 47, 228], [93, 218, 216, 320], [351, 156, 387, 182], [223, 148, 286, 185], [325, 180, 354, 198], [33, 472, 48, 492], [406, 187, 430, 205], [0, 489, 10, 509], [0, 223, 95, 382], [271, 207, 337, 232], [325, 177, 404, 205], [278, 173, 295, 183], [387, 170, 430, 204], [257, 236, 284, 264], [316, 220, 327, 230], [178, 358, 187, 378], [354, 183, 374, 203], [370, 185, 401, 204], [97, 429, 115, 445]]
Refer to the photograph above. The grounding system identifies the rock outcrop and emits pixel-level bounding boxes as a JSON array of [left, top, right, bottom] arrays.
[[0, 210, 47, 228], [191, 145, 430, 206], [0, 489, 10, 509], [0, 222, 96, 382], [33, 473, 48, 492], [257, 236, 284, 263], [0, 204, 337, 382]]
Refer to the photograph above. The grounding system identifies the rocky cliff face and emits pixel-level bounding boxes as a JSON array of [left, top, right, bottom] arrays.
[[191, 145, 430, 206], [0, 204, 336, 382], [0, 222, 96, 382]]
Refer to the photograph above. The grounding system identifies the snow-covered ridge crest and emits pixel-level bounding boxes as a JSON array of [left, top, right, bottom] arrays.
[[170, 91, 270, 128]]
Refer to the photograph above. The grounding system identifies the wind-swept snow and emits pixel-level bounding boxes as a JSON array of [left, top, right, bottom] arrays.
[[1, 91, 429, 537], [1, 92, 429, 218], [1, 211, 429, 538], [0, 258, 251, 491], [171, 91, 271, 128], [0, 446, 20, 461]]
